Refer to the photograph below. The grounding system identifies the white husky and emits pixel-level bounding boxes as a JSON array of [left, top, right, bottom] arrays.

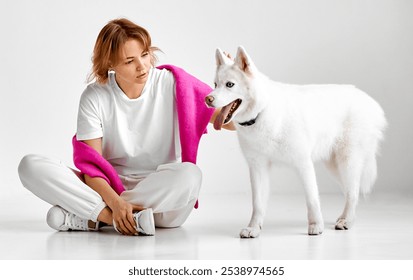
[[206, 46, 387, 238]]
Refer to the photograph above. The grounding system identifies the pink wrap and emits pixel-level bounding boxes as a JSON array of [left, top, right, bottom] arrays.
[[72, 135, 125, 195], [157, 64, 214, 163], [73, 65, 214, 208]]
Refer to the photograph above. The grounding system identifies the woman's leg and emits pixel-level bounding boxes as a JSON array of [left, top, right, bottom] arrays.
[[153, 198, 198, 228], [18, 154, 107, 222], [120, 162, 202, 228]]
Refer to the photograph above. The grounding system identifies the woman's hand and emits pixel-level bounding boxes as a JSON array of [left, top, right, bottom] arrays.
[[81, 138, 147, 235], [110, 197, 145, 235], [84, 174, 147, 236]]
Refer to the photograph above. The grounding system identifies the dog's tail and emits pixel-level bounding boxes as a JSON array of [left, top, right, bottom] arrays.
[[360, 107, 387, 196], [360, 153, 378, 196]]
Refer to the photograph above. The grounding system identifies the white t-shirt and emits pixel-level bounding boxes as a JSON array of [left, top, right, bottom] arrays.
[[77, 67, 181, 177]]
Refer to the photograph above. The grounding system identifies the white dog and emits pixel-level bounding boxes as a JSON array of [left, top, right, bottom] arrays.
[[205, 46, 387, 238]]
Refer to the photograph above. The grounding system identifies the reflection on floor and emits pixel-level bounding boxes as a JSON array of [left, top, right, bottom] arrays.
[[1, 191, 412, 260]]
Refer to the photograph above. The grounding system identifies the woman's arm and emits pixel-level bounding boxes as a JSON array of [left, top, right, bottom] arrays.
[[82, 138, 144, 235]]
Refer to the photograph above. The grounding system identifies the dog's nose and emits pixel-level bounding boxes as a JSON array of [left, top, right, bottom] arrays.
[[205, 95, 215, 106]]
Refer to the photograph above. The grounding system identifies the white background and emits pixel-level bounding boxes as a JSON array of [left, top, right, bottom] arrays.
[[1, 0, 412, 199]]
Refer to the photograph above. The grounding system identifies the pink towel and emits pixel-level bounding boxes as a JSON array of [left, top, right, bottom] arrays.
[[73, 65, 214, 207], [157, 64, 214, 163], [72, 135, 125, 195]]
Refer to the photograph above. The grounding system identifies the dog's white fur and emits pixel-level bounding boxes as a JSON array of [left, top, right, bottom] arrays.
[[206, 46, 387, 238]]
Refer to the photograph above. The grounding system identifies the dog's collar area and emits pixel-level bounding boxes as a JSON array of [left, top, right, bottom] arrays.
[[238, 114, 259, 127]]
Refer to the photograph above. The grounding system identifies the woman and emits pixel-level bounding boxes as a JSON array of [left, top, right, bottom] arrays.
[[18, 18, 233, 236]]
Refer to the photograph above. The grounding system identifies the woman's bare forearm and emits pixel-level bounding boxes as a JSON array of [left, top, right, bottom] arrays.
[[84, 174, 121, 210]]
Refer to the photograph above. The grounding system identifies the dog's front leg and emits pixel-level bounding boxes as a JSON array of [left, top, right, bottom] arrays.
[[295, 160, 324, 235], [240, 161, 270, 238]]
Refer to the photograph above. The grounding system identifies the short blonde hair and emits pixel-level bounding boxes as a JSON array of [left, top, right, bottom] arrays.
[[89, 18, 160, 84]]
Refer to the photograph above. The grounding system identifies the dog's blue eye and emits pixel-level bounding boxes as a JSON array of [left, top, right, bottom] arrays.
[[226, 82, 235, 88]]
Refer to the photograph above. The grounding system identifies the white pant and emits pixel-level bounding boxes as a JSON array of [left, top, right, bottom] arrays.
[[18, 154, 202, 228]]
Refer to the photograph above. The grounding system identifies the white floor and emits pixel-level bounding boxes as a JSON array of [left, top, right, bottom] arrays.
[[0, 190, 412, 260]]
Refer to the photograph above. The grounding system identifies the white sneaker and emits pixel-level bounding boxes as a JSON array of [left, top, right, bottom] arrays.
[[47, 205, 99, 231], [113, 208, 155, 236]]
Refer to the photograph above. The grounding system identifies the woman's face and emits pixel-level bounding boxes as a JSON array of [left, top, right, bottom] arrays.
[[112, 39, 152, 91]]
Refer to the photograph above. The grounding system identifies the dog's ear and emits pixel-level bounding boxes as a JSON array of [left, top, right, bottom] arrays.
[[235, 46, 256, 76], [216, 48, 233, 66]]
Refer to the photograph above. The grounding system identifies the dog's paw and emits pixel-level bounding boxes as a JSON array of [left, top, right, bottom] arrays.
[[240, 227, 261, 238], [335, 218, 349, 230], [308, 223, 324, 235]]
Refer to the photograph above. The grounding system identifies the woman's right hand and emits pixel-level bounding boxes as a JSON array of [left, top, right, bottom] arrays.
[[81, 138, 146, 235], [110, 197, 145, 235]]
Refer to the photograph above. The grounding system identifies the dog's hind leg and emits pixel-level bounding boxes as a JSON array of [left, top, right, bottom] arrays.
[[295, 160, 324, 235], [240, 160, 270, 238], [335, 153, 364, 230]]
